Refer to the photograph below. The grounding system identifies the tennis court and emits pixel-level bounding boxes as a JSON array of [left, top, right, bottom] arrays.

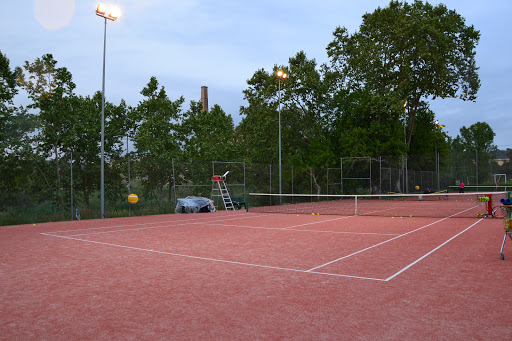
[[2, 195, 512, 339]]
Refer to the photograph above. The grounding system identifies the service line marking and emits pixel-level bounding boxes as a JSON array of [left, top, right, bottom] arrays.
[[40, 232, 386, 282], [45, 213, 273, 237], [305, 205, 481, 272], [192, 222, 400, 236], [384, 218, 484, 281]]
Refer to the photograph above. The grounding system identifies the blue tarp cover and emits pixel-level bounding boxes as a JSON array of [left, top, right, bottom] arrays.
[[175, 196, 216, 214]]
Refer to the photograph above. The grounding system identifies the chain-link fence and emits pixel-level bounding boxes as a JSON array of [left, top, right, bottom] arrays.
[[1, 153, 510, 225]]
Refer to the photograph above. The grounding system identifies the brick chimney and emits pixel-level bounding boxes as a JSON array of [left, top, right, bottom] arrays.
[[201, 86, 208, 112]]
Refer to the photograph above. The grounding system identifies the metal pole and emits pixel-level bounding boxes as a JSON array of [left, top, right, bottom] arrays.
[[476, 149, 479, 191], [379, 156, 382, 194], [369, 157, 372, 194], [340, 158, 343, 195], [70, 151, 73, 221], [127, 135, 131, 217], [278, 79, 282, 203], [435, 139, 437, 190], [100, 17, 107, 219]]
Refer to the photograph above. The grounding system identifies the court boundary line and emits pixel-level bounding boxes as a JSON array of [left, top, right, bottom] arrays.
[[40, 232, 387, 282], [384, 218, 484, 281], [38, 205, 485, 282], [305, 205, 480, 272], [190, 222, 400, 236], [44, 213, 273, 236]]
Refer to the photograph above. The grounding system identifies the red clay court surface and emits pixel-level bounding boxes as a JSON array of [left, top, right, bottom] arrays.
[[1, 210, 512, 340]]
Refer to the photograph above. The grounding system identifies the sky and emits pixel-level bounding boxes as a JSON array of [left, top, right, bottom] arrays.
[[1, 0, 511, 150]]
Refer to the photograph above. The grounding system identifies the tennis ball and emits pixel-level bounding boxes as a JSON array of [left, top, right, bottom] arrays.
[[415, 185, 420, 190], [33, 224, 36, 226], [128, 193, 138, 204]]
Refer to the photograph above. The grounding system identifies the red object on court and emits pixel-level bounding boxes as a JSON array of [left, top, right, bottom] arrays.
[[212, 175, 221, 181]]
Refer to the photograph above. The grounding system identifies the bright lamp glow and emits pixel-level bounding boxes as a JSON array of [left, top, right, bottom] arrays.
[[96, 3, 121, 20], [276, 70, 288, 79], [109, 6, 121, 19], [96, 3, 106, 14]]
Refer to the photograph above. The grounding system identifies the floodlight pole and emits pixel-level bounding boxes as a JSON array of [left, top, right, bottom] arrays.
[[96, 5, 118, 219], [276, 70, 288, 203], [100, 17, 107, 219], [278, 78, 282, 200]]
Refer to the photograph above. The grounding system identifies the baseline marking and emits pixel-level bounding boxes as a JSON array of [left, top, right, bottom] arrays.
[[40, 233, 386, 281]]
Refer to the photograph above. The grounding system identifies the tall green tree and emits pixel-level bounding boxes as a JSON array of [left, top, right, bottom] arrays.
[[328, 89, 406, 157], [17, 54, 76, 209], [240, 51, 331, 166], [133, 76, 185, 205], [239, 51, 332, 193], [458, 122, 496, 183], [59, 93, 129, 209], [326, 0, 480, 148], [0, 51, 36, 207], [182, 101, 236, 161]]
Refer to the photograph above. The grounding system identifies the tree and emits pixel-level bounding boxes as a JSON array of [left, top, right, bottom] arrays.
[[17, 54, 77, 209], [0, 51, 37, 207], [498, 149, 512, 179], [132, 77, 185, 205], [328, 89, 406, 158], [239, 51, 333, 194], [458, 122, 496, 183], [326, 0, 481, 148], [182, 101, 236, 161], [59, 93, 129, 209]]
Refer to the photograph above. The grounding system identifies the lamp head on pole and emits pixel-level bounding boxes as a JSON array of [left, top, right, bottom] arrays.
[[276, 70, 288, 80], [96, 3, 121, 21]]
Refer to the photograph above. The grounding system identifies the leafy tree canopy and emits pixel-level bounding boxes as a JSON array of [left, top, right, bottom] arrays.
[[327, 0, 480, 147]]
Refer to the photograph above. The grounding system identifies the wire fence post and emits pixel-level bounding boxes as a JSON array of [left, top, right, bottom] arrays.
[[70, 151, 73, 221]]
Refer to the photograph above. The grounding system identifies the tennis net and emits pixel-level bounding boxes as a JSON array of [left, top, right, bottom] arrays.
[[247, 192, 510, 218]]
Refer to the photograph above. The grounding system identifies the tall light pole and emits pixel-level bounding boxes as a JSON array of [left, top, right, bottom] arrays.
[[96, 3, 120, 218], [276, 70, 288, 201]]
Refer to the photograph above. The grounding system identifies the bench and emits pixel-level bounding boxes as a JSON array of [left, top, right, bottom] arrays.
[[231, 197, 246, 210]]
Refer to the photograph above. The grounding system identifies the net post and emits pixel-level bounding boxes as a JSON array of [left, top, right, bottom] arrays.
[[487, 194, 492, 216], [246, 193, 249, 212], [355, 195, 358, 216]]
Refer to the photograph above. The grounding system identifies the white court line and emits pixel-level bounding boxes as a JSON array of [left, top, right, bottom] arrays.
[[193, 222, 400, 236], [305, 205, 480, 272], [282, 215, 354, 229], [45, 212, 267, 234], [384, 218, 484, 281], [40, 232, 386, 281], [46, 213, 273, 237]]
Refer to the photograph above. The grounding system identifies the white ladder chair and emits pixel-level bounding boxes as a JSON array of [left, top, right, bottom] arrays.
[[212, 172, 235, 211]]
